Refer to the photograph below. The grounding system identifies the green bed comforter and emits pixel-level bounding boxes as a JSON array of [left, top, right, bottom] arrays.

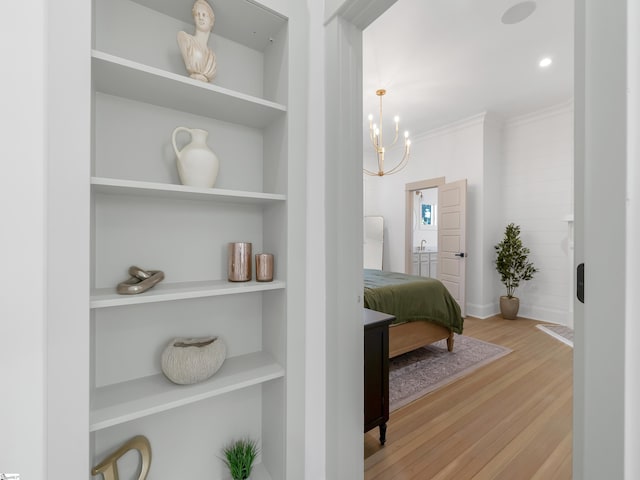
[[363, 269, 463, 333]]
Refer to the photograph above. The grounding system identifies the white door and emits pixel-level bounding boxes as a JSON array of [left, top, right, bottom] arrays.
[[437, 179, 467, 317]]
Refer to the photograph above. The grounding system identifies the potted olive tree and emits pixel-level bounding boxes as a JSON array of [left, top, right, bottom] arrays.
[[494, 223, 537, 319], [222, 438, 259, 480]]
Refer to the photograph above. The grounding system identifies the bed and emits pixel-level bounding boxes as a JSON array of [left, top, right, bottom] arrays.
[[363, 269, 463, 358]]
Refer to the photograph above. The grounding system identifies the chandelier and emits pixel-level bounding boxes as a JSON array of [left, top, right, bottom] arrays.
[[364, 89, 411, 176]]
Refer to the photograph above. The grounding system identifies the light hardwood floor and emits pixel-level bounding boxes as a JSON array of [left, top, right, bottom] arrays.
[[364, 316, 573, 479]]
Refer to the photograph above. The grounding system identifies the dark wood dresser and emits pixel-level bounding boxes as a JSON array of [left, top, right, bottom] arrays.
[[364, 308, 394, 445]]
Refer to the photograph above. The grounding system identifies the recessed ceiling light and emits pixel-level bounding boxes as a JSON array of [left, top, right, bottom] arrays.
[[501, 1, 537, 25], [539, 57, 552, 68]]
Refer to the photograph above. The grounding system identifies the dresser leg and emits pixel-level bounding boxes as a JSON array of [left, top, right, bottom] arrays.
[[379, 423, 387, 445]]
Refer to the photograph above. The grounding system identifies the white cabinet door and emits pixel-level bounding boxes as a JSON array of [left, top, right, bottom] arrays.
[[411, 254, 420, 275], [420, 253, 430, 277], [430, 255, 438, 278]]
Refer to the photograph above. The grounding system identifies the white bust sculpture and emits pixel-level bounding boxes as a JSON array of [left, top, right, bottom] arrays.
[[177, 0, 217, 83]]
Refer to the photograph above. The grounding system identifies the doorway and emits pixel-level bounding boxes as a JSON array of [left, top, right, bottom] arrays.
[[404, 177, 444, 274], [326, 0, 635, 478]]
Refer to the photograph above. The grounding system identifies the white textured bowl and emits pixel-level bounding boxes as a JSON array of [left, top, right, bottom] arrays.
[[161, 336, 226, 385]]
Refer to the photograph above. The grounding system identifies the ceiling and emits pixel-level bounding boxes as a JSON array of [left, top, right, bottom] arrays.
[[363, 0, 574, 137]]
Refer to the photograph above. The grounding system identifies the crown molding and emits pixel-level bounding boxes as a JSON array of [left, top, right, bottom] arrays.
[[412, 112, 488, 142], [503, 99, 574, 129]]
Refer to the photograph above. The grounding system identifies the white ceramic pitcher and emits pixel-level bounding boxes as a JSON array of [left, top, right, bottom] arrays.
[[172, 127, 219, 188]]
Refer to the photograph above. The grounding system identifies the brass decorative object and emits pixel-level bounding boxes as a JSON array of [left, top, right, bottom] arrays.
[[228, 243, 252, 282], [117, 266, 164, 295], [91, 435, 151, 480], [255, 253, 274, 282]]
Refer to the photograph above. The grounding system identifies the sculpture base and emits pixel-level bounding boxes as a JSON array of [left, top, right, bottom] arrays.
[[190, 72, 210, 83]]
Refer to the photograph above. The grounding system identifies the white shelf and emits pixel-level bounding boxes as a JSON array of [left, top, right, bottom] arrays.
[[90, 351, 284, 431], [92, 177, 286, 204], [92, 50, 286, 128], [91, 279, 286, 308]]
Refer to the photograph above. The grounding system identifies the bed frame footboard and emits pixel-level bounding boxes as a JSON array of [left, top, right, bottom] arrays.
[[388, 321, 454, 358]]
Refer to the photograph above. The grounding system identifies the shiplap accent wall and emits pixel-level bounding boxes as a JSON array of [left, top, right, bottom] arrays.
[[500, 102, 574, 324], [364, 102, 574, 325]]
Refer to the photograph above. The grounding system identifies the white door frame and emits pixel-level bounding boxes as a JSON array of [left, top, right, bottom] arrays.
[[573, 0, 639, 477], [325, 0, 639, 478], [324, 2, 399, 478]]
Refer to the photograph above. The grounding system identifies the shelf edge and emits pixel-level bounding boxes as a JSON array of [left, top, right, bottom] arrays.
[[90, 280, 286, 308], [91, 177, 287, 202], [91, 50, 287, 112], [90, 364, 284, 432]]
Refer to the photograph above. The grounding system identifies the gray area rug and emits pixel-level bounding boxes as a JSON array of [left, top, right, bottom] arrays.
[[389, 335, 511, 412], [537, 324, 574, 347]]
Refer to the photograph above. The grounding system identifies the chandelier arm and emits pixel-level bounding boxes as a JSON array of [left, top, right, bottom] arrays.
[[386, 155, 409, 175], [389, 130, 400, 147], [370, 131, 380, 149], [383, 161, 407, 175], [383, 149, 410, 176]]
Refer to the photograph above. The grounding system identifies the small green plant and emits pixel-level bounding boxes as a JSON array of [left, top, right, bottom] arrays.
[[222, 438, 259, 480], [494, 223, 537, 298]]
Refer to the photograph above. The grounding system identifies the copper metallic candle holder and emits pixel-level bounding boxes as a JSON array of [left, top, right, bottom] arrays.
[[228, 242, 252, 282], [255, 253, 274, 282]]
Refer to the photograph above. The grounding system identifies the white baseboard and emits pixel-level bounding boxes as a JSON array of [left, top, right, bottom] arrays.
[[466, 302, 498, 319], [516, 304, 572, 325], [465, 301, 573, 325], [536, 324, 574, 347]]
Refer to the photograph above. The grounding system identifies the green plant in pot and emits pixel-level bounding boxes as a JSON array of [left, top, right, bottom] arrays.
[[222, 438, 259, 480], [494, 223, 537, 319]]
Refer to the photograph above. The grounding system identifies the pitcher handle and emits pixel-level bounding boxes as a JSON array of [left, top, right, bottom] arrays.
[[172, 127, 192, 158]]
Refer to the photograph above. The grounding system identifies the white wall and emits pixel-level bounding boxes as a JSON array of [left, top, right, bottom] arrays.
[[474, 113, 502, 318], [500, 103, 574, 324], [627, 0, 640, 475], [46, 1, 92, 477], [0, 1, 47, 477], [305, 0, 327, 478]]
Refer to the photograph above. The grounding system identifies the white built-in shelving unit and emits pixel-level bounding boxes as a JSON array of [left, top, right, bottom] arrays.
[[90, 0, 291, 477]]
